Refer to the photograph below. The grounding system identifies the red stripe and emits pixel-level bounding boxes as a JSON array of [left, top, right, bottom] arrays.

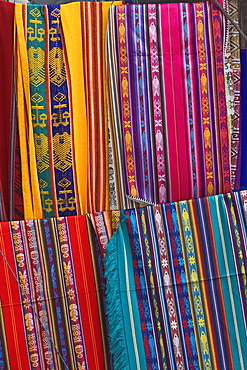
[[67, 215, 105, 370], [0, 222, 30, 369], [0, 2, 14, 219]]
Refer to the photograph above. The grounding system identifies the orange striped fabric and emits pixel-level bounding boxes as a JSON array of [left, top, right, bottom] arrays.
[[0, 216, 106, 370]]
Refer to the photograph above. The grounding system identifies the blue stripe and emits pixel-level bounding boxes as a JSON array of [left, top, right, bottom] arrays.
[[164, 202, 199, 368], [47, 5, 77, 216], [125, 208, 159, 369], [137, 208, 165, 368], [160, 204, 190, 370], [147, 206, 176, 369]]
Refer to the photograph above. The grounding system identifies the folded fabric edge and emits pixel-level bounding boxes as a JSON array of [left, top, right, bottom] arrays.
[[104, 214, 129, 370]]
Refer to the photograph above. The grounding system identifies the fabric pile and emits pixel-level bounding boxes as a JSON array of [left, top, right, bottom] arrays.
[[0, 1, 120, 220], [0, 0, 246, 369], [0, 0, 243, 219]]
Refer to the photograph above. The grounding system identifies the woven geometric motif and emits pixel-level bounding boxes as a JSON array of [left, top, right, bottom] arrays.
[[53, 132, 72, 172], [28, 47, 45, 87], [53, 92, 66, 102], [31, 92, 43, 104], [27, 4, 55, 217], [34, 133, 50, 173], [49, 47, 66, 87], [47, 4, 77, 216], [228, 0, 240, 65], [51, 7, 60, 18], [29, 7, 41, 18]]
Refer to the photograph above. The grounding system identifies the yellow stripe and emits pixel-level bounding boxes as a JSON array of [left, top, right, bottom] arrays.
[[15, 5, 33, 220], [15, 4, 43, 220], [176, 203, 204, 370], [188, 200, 217, 369], [60, 3, 88, 215]]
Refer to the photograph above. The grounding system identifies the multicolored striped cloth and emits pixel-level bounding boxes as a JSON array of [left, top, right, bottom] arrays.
[[0, 0, 14, 221], [223, 0, 241, 189], [0, 3, 247, 370], [0, 215, 106, 370], [239, 48, 247, 191], [1, 192, 247, 370], [0, 1, 24, 222], [0, 0, 244, 219], [13, 1, 121, 221], [107, 2, 231, 207], [104, 191, 247, 369]]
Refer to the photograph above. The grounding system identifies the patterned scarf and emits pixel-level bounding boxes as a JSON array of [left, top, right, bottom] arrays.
[[107, 2, 231, 207], [0, 215, 106, 369], [104, 191, 247, 369]]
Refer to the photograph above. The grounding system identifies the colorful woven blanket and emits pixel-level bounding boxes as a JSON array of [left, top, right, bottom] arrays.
[[0, 1, 24, 221], [6, 1, 120, 221], [106, 2, 232, 206], [16, 2, 119, 219], [0, 215, 106, 370], [0, 1, 243, 219], [104, 191, 247, 369]]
